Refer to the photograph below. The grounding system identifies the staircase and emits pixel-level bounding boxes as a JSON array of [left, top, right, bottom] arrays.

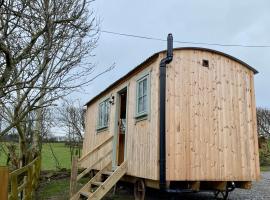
[[69, 136, 128, 200]]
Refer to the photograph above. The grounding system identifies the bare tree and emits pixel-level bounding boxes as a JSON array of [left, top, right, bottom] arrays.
[[257, 107, 270, 138], [0, 0, 112, 167], [56, 99, 85, 160]]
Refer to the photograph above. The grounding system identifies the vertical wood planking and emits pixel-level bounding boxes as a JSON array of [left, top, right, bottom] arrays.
[[166, 49, 259, 181], [82, 58, 160, 180], [0, 166, 8, 200], [250, 74, 260, 179]]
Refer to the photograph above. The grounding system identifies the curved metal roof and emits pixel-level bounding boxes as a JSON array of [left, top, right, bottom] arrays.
[[86, 47, 258, 105]]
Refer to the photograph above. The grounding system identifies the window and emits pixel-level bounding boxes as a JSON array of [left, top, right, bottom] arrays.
[[136, 74, 149, 117], [202, 59, 209, 68], [97, 99, 110, 130]]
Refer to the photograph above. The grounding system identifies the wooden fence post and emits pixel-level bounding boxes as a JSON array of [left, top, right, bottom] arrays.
[[10, 174, 18, 200], [69, 155, 78, 198], [26, 165, 33, 199], [0, 166, 8, 200]]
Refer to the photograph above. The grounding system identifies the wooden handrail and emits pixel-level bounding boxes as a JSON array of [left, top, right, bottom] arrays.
[[70, 135, 114, 198], [8, 156, 41, 200], [9, 156, 38, 176], [78, 135, 113, 163], [77, 149, 112, 181]]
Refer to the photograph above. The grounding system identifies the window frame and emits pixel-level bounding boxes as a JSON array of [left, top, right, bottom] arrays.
[[135, 72, 150, 119], [97, 98, 110, 131]]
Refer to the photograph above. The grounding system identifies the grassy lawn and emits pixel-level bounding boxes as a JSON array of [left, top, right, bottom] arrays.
[[41, 143, 72, 170], [0, 142, 74, 170], [260, 165, 270, 171], [37, 178, 70, 200], [36, 177, 134, 200]]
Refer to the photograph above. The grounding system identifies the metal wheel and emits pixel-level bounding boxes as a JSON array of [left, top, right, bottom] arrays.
[[134, 179, 146, 200], [214, 190, 229, 200]]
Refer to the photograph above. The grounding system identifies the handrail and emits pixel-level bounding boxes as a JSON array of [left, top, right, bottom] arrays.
[[70, 135, 114, 198], [77, 149, 112, 181], [8, 156, 41, 200], [78, 135, 113, 163], [9, 156, 39, 176]]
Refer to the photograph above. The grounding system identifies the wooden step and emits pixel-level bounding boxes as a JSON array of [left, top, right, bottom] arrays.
[[79, 191, 91, 198], [70, 161, 112, 200], [70, 161, 127, 200], [90, 161, 128, 200], [91, 181, 103, 186], [102, 171, 113, 176]]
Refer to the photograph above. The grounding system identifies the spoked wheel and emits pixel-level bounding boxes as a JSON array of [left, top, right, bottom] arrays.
[[214, 190, 229, 200], [134, 179, 146, 200]]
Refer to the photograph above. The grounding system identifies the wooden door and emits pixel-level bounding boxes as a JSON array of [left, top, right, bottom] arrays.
[[117, 88, 127, 165]]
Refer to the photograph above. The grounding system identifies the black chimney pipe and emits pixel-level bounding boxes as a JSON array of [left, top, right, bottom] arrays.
[[159, 33, 173, 190]]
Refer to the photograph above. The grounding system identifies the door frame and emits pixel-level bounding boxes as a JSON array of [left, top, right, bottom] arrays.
[[112, 85, 129, 169]]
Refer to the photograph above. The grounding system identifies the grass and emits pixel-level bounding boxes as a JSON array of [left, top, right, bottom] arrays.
[[0, 142, 76, 170], [37, 178, 70, 200], [41, 143, 72, 170], [36, 177, 134, 200], [260, 165, 270, 171]]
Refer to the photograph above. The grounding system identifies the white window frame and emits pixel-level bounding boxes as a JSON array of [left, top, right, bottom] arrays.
[[97, 98, 110, 130], [135, 73, 150, 118]]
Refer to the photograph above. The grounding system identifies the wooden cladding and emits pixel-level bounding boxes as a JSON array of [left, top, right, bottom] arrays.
[[82, 48, 260, 182], [166, 50, 260, 181], [82, 59, 160, 180]]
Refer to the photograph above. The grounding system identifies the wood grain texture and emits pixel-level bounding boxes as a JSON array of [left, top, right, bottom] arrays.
[[0, 166, 8, 200], [82, 59, 160, 180], [166, 50, 260, 181]]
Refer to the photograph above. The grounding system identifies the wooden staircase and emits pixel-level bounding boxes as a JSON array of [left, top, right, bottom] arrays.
[[69, 136, 128, 200]]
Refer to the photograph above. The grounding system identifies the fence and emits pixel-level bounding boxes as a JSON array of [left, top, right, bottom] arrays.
[[0, 166, 9, 200], [0, 156, 41, 200]]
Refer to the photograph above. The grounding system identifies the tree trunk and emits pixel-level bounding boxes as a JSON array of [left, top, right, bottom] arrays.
[[33, 108, 42, 157], [19, 136, 27, 167]]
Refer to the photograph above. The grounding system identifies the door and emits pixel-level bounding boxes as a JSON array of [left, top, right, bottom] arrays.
[[116, 88, 127, 166]]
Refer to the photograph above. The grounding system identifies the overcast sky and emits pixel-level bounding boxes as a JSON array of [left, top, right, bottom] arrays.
[[78, 0, 270, 108]]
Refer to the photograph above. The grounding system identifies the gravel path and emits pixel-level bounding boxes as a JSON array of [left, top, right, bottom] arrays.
[[230, 171, 270, 200]]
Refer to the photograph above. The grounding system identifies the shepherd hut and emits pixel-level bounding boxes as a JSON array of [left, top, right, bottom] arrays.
[[69, 34, 260, 200]]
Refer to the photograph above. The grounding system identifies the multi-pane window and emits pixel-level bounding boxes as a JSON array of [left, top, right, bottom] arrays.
[[97, 99, 110, 129], [136, 75, 149, 117]]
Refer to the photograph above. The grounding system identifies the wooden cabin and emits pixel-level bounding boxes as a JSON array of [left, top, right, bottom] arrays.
[[70, 37, 260, 200]]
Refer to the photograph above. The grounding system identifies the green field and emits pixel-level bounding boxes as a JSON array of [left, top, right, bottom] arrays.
[[0, 142, 73, 170], [41, 143, 73, 170], [36, 177, 133, 200]]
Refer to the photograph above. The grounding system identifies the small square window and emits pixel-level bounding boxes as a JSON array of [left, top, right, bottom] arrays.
[[202, 59, 209, 68]]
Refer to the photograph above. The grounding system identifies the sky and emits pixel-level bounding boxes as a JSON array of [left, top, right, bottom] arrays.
[[78, 0, 270, 108]]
